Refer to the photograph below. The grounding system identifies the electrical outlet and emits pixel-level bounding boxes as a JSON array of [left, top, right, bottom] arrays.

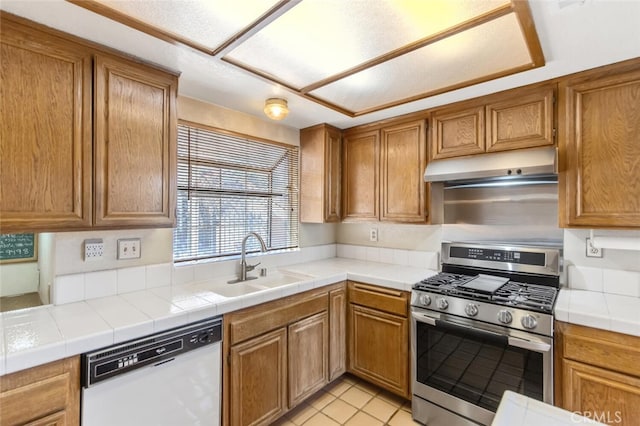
[[84, 239, 104, 261], [369, 228, 378, 242], [118, 238, 141, 260], [586, 238, 603, 258]]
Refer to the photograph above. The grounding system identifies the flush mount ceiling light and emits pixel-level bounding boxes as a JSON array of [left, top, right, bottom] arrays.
[[263, 98, 289, 120]]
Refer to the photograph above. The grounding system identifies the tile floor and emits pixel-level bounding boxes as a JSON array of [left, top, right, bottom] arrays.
[[271, 374, 421, 426]]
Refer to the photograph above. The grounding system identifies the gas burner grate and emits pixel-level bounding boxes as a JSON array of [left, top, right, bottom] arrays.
[[492, 282, 557, 312], [416, 273, 476, 290]]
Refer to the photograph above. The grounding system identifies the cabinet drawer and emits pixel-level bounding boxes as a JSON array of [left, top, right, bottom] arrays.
[[348, 282, 408, 317], [559, 322, 640, 378], [229, 293, 328, 345]]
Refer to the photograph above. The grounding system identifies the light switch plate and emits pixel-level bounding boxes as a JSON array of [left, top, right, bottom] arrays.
[[118, 238, 141, 260]]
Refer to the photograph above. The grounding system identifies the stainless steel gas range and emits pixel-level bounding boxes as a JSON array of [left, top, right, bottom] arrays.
[[411, 242, 561, 426]]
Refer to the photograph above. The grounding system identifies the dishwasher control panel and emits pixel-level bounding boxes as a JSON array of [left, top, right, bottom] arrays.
[[82, 316, 222, 387]]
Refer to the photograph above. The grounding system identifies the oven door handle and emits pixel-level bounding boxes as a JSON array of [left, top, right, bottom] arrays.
[[411, 311, 437, 326], [507, 336, 551, 352], [412, 311, 508, 346]]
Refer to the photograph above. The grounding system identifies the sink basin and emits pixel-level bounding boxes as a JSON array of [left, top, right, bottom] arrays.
[[209, 270, 313, 298], [210, 282, 267, 298], [252, 271, 313, 288]]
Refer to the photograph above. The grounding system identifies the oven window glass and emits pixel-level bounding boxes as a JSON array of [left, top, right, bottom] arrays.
[[415, 321, 543, 411]]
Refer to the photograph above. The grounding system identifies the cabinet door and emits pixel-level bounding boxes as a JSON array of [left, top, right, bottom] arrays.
[[562, 359, 640, 424], [348, 304, 409, 398], [288, 312, 329, 407], [559, 66, 640, 227], [342, 130, 379, 220], [0, 356, 80, 426], [381, 120, 428, 223], [300, 124, 341, 223], [94, 54, 177, 228], [486, 85, 555, 152], [230, 328, 287, 426], [0, 18, 92, 232], [329, 287, 347, 381], [430, 104, 484, 160], [325, 126, 342, 222]]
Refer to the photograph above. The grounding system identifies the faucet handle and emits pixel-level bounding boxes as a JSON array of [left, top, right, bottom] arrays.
[[246, 262, 261, 272]]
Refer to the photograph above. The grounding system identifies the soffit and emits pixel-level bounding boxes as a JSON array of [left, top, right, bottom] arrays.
[[69, 0, 544, 117]]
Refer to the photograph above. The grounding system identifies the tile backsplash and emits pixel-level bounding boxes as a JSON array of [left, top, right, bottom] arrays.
[[52, 244, 336, 305], [567, 265, 640, 297], [336, 244, 439, 270]]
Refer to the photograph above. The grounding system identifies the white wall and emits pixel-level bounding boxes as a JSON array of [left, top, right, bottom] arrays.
[[0, 261, 39, 297], [54, 229, 174, 276], [336, 223, 442, 252], [38, 233, 55, 304], [563, 229, 640, 272]]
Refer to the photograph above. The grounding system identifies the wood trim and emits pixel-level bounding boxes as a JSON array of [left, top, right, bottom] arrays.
[[300, 4, 514, 94], [511, 0, 545, 67]]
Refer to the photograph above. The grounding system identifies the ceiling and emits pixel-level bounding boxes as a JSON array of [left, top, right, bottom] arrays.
[[1, 0, 639, 130]]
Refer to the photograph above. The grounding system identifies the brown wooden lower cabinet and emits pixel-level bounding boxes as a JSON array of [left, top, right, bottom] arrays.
[[288, 312, 329, 407], [329, 287, 347, 381], [229, 328, 288, 426], [0, 356, 80, 426], [223, 282, 346, 426], [347, 281, 410, 399], [555, 321, 640, 425]]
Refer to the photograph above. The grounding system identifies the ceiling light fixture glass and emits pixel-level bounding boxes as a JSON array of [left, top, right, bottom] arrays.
[[264, 98, 289, 120]]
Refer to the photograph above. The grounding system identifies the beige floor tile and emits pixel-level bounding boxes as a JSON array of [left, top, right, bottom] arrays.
[[287, 402, 317, 425], [307, 390, 336, 410], [302, 412, 340, 426], [324, 379, 353, 397], [339, 386, 374, 409], [376, 390, 407, 408], [344, 411, 383, 426], [388, 409, 421, 426], [354, 380, 380, 396], [362, 397, 398, 422], [321, 399, 358, 424]]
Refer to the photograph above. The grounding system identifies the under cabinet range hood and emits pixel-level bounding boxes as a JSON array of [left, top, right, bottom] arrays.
[[423, 146, 557, 184]]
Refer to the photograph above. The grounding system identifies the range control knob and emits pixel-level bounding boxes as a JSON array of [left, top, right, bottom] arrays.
[[497, 310, 513, 324], [465, 303, 479, 317], [198, 332, 211, 344], [419, 294, 432, 306], [521, 315, 538, 330], [436, 298, 449, 310]]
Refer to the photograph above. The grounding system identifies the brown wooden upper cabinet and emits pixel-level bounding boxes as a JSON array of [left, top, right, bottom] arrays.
[[94, 54, 177, 228], [430, 84, 555, 161], [0, 17, 93, 232], [558, 61, 640, 228], [0, 14, 177, 233], [343, 120, 428, 223], [300, 124, 341, 223]]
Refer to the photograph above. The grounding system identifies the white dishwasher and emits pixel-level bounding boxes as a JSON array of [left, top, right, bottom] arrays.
[[81, 317, 222, 426]]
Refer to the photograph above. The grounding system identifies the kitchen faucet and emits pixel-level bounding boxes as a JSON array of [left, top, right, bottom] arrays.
[[228, 232, 268, 283]]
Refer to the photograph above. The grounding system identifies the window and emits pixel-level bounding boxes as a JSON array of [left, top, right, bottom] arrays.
[[174, 122, 299, 262]]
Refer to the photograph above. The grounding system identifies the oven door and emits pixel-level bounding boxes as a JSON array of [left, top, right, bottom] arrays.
[[411, 307, 552, 426]]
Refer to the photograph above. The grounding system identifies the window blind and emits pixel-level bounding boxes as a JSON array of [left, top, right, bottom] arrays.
[[174, 123, 299, 262]]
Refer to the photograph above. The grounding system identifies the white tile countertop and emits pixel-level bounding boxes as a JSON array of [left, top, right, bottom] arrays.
[[492, 391, 605, 425], [0, 257, 437, 376], [555, 265, 640, 337]]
